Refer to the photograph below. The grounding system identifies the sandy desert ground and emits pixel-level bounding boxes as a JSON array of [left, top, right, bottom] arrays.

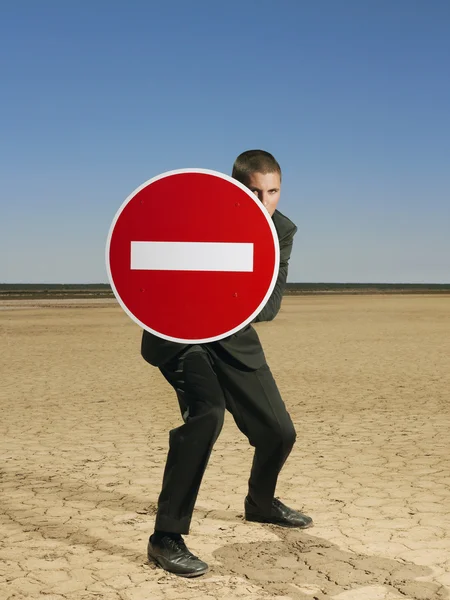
[[1, 295, 449, 600]]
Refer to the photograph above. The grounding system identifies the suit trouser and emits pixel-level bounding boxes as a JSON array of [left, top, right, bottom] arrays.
[[154, 344, 297, 535]]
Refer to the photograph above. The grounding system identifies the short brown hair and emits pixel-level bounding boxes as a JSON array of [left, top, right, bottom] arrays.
[[232, 149, 281, 186]]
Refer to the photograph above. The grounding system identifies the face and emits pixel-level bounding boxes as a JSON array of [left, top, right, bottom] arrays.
[[245, 171, 281, 216]]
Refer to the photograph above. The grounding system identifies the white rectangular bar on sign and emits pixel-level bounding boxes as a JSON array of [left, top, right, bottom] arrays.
[[130, 241, 254, 272]]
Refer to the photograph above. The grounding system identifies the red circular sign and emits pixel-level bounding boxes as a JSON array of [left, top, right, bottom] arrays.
[[106, 169, 279, 343]]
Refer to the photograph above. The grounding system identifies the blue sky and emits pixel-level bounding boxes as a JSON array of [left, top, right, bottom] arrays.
[[1, 0, 449, 283]]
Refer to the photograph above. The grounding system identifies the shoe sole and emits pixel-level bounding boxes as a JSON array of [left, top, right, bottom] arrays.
[[148, 554, 209, 578], [245, 515, 314, 529]]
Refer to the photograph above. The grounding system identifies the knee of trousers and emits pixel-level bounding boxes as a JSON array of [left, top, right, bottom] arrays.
[[284, 422, 297, 450], [201, 405, 225, 438], [258, 420, 296, 452], [169, 404, 225, 446]]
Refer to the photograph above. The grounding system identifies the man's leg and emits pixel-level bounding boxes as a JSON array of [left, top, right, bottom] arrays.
[[214, 358, 295, 511], [147, 345, 227, 577], [154, 345, 226, 535], [209, 349, 312, 527]]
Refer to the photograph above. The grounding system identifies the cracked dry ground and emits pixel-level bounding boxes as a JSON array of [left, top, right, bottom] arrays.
[[1, 295, 449, 600]]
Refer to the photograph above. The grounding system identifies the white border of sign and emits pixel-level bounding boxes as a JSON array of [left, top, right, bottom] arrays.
[[105, 168, 280, 343]]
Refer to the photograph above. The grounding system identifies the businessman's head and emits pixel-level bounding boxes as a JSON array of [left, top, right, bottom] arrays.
[[232, 150, 281, 216]]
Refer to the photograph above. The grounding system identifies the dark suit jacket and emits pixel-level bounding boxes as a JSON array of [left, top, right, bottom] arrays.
[[141, 208, 298, 370]]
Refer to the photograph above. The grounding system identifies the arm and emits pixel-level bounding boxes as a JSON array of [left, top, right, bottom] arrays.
[[253, 230, 296, 322]]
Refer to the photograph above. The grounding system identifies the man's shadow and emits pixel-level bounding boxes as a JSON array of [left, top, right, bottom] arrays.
[[0, 467, 157, 567], [0, 467, 231, 566], [2, 469, 448, 600], [212, 527, 448, 600]]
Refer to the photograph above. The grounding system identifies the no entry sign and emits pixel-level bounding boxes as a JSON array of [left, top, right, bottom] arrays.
[[106, 169, 279, 343]]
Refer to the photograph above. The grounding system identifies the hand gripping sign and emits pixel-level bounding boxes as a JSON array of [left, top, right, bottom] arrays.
[[106, 169, 280, 343]]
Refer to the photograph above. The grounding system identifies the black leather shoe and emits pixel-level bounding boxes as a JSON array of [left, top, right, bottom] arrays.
[[147, 534, 209, 577], [245, 496, 313, 528]]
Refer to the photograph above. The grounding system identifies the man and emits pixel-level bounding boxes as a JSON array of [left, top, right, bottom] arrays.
[[143, 150, 312, 577]]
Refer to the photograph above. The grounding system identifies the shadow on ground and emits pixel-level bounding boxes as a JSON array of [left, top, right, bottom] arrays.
[[1, 468, 448, 600], [212, 527, 448, 600]]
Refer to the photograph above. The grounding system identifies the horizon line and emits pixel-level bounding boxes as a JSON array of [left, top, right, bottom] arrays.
[[1, 282, 449, 287]]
